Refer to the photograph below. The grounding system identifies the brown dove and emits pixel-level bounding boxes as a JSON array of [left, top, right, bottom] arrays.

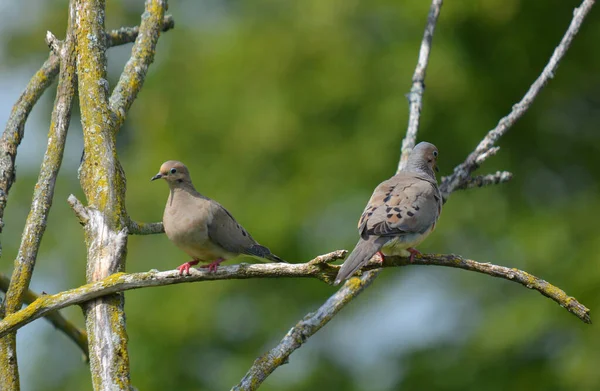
[[152, 161, 285, 275], [334, 142, 442, 284]]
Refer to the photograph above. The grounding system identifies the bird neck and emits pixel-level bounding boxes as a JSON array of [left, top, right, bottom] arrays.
[[404, 160, 436, 181]]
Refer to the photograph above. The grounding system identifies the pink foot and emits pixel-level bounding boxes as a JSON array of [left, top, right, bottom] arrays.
[[376, 251, 385, 264], [407, 248, 421, 263], [200, 258, 225, 273], [177, 259, 200, 276]]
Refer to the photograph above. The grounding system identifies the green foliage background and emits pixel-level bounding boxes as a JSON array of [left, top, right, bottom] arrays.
[[1, 0, 599, 390]]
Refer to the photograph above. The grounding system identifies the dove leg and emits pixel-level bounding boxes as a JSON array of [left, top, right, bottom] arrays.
[[407, 248, 421, 263], [200, 257, 226, 273], [177, 259, 200, 276], [376, 251, 385, 263]]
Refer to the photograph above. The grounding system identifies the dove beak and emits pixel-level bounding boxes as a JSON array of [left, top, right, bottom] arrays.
[[434, 165, 439, 173], [151, 173, 163, 181]]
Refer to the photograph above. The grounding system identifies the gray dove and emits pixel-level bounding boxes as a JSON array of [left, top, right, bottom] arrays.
[[152, 161, 285, 275], [334, 142, 442, 284]]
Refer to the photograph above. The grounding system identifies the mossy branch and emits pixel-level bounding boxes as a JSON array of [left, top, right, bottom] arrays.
[[0, 17, 174, 257], [0, 5, 77, 388], [0, 274, 88, 360], [110, 0, 169, 130], [74, 0, 168, 389], [0, 250, 590, 341]]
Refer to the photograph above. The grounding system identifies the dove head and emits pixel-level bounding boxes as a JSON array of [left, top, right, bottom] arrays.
[[151, 161, 193, 186], [405, 142, 439, 178]]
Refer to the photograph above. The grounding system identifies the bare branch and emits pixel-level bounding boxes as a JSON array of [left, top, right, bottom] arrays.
[[398, 0, 444, 172], [110, 0, 169, 130], [0, 16, 175, 257], [235, 0, 596, 387], [0, 56, 60, 255], [0, 3, 77, 386], [45, 31, 62, 55], [232, 270, 378, 391], [456, 171, 513, 191], [106, 15, 174, 47], [0, 251, 590, 342], [67, 194, 89, 225], [0, 273, 88, 360], [126, 219, 164, 235], [440, 0, 596, 198]]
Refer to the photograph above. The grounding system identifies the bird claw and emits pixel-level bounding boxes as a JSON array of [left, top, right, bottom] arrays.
[[177, 259, 200, 276], [200, 258, 225, 273], [407, 248, 421, 263], [376, 251, 385, 264]]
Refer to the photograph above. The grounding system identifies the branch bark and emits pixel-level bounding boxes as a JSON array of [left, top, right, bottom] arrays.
[[439, 0, 596, 200], [73, 0, 167, 389], [0, 250, 589, 343], [0, 3, 77, 387], [0, 273, 88, 360]]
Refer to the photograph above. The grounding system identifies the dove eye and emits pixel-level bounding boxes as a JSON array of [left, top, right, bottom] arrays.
[[433, 150, 438, 157], [170, 168, 177, 174]]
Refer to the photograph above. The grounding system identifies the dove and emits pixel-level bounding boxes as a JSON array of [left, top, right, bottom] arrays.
[[152, 161, 286, 275], [334, 142, 442, 284]]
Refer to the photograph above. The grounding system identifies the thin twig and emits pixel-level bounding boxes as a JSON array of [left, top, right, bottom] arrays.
[[456, 171, 513, 191], [0, 250, 590, 342], [0, 274, 88, 360], [106, 15, 174, 47], [440, 0, 596, 198], [398, 0, 444, 173]]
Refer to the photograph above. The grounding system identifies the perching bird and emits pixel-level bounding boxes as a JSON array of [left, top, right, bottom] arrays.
[[152, 161, 286, 275], [334, 142, 442, 284]]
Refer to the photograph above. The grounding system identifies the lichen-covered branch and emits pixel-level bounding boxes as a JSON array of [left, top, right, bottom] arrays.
[[105, 15, 173, 47], [74, 0, 168, 389], [126, 219, 164, 235], [232, 270, 378, 391], [0, 56, 59, 256], [0, 17, 174, 259], [74, 0, 131, 389], [0, 273, 88, 360], [109, 0, 168, 129], [0, 250, 590, 342], [456, 171, 513, 191], [0, 6, 77, 388], [440, 0, 595, 198], [397, 0, 443, 173]]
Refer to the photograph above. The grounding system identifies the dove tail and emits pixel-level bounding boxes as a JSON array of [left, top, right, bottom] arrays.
[[266, 252, 287, 263], [334, 237, 386, 285]]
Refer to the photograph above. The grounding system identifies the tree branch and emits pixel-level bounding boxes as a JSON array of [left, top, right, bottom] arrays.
[[0, 274, 88, 360], [0, 250, 590, 343], [232, 270, 379, 391], [0, 15, 174, 255], [234, 0, 596, 388], [126, 219, 164, 235], [0, 4, 77, 387], [440, 0, 596, 199], [74, 0, 132, 388], [109, 0, 169, 130], [398, 0, 443, 173], [75, 0, 167, 389]]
